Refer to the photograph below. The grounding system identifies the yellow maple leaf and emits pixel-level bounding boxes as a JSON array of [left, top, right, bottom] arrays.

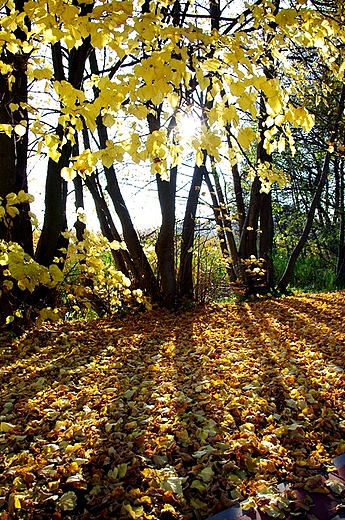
[[237, 127, 256, 149]]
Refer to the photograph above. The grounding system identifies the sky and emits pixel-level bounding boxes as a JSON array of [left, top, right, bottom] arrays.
[[27, 114, 207, 234], [28, 160, 163, 233]]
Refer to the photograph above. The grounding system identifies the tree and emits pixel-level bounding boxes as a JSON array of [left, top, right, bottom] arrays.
[[277, 84, 345, 292]]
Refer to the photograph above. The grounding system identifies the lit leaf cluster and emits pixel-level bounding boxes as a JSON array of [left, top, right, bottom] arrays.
[[0, 191, 35, 223], [3, 0, 343, 189], [0, 240, 63, 297], [0, 210, 149, 325], [58, 229, 140, 321]]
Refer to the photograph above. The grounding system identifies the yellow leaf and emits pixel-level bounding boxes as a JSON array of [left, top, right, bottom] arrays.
[[17, 190, 34, 203], [48, 145, 61, 162], [61, 167, 76, 181], [103, 113, 115, 127], [195, 149, 204, 167], [6, 192, 17, 204], [31, 67, 53, 80], [76, 207, 87, 224], [199, 466, 214, 482], [267, 95, 282, 115], [0, 61, 12, 74], [3, 279, 13, 290], [14, 121, 27, 137], [122, 504, 144, 519], [0, 421, 16, 432], [101, 153, 114, 169], [277, 135, 286, 153], [237, 127, 256, 149], [58, 491, 77, 511], [14, 495, 22, 509], [49, 264, 64, 284], [191, 479, 206, 491], [6, 205, 20, 218], [230, 81, 245, 97], [0, 123, 13, 136], [91, 30, 110, 49], [18, 277, 31, 291]]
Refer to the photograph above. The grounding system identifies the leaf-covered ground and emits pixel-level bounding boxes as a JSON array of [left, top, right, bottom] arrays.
[[1, 291, 345, 520]]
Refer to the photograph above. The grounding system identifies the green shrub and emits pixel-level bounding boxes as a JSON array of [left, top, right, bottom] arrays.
[[273, 250, 336, 292]]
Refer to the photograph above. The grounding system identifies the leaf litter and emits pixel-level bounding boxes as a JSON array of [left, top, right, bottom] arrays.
[[1, 291, 345, 519]]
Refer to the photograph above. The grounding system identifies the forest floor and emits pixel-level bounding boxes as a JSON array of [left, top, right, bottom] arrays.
[[1, 291, 345, 520]]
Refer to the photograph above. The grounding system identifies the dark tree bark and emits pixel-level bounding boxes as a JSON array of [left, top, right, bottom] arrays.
[[176, 0, 220, 300], [71, 136, 86, 242], [84, 173, 134, 279], [146, 111, 178, 308], [35, 126, 70, 266], [103, 162, 161, 301], [0, 0, 33, 256], [238, 60, 275, 294], [178, 158, 206, 298], [88, 51, 160, 301], [204, 169, 236, 282], [336, 156, 345, 285], [256, 90, 274, 289], [35, 4, 93, 266], [239, 175, 261, 259], [231, 160, 246, 236], [0, 0, 33, 325], [73, 175, 86, 242], [81, 125, 134, 278], [155, 166, 178, 308], [259, 191, 274, 287]]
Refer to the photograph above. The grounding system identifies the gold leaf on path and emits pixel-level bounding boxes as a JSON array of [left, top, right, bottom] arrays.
[[58, 491, 77, 511], [122, 504, 144, 518], [0, 422, 16, 432], [199, 466, 214, 482], [191, 479, 207, 491]]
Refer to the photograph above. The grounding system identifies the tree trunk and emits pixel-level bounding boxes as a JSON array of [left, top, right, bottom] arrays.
[[0, 1, 33, 256], [239, 176, 261, 259], [104, 166, 161, 301], [80, 126, 133, 277], [156, 167, 178, 308], [0, 0, 33, 326], [225, 127, 246, 236], [36, 34, 92, 266], [146, 111, 178, 308], [178, 158, 206, 298], [336, 156, 345, 285], [35, 128, 70, 266], [260, 191, 274, 288], [73, 175, 86, 241], [84, 174, 133, 279], [204, 169, 236, 282], [88, 52, 160, 302]]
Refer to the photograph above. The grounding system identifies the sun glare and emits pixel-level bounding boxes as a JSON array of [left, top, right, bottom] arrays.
[[177, 112, 200, 145]]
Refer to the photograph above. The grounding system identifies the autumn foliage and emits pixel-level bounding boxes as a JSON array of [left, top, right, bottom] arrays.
[[1, 0, 345, 320], [1, 291, 345, 519]]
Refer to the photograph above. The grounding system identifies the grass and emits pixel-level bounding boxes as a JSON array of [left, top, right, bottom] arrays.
[[273, 251, 336, 293]]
